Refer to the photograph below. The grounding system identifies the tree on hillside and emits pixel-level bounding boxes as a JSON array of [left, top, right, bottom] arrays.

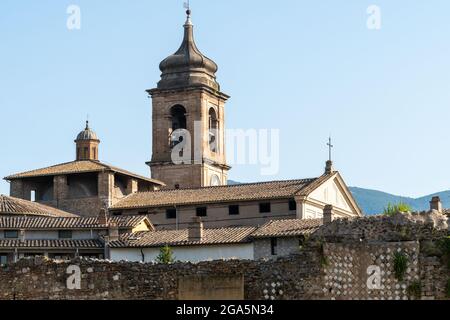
[[156, 245, 175, 264], [383, 202, 412, 216]]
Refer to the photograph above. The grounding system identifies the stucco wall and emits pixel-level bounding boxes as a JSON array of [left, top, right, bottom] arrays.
[[110, 243, 254, 263], [118, 199, 297, 229]]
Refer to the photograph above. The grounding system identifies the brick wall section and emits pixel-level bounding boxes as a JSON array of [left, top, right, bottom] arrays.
[[10, 180, 24, 199]]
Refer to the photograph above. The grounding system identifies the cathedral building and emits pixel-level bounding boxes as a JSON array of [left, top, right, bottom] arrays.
[[4, 10, 363, 229]]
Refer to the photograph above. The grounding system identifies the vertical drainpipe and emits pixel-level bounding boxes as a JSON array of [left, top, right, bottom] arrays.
[[175, 205, 179, 231]]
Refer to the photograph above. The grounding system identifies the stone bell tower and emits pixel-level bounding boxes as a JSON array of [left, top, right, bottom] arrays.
[[146, 10, 230, 189]]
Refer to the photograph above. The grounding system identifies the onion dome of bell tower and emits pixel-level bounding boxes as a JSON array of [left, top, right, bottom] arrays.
[[157, 10, 220, 91]]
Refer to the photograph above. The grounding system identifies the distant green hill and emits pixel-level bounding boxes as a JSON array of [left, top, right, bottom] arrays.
[[349, 187, 450, 215]]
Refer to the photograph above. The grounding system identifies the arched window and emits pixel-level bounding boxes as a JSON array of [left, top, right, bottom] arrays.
[[170, 105, 187, 148], [208, 108, 218, 153], [170, 105, 187, 131]]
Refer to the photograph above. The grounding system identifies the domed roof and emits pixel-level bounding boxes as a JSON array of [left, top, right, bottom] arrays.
[[76, 121, 99, 141], [157, 11, 220, 91]]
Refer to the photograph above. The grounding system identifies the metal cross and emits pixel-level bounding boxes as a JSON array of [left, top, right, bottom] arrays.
[[327, 136, 333, 162]]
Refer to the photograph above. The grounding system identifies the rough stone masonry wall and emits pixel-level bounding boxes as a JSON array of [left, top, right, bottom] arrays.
[[0, 212, 449, 300], [0, 247, 323, 300]]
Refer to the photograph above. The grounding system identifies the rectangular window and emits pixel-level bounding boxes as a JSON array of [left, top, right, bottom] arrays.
[[196, 207, 207, 217], [30, 190, 36, 202], [0, 254, 8, 266], [58, 230, 72, 239], [138, 211, 148, 215], [229, 205, 240, 216], [289, 199, 297, 211], [259, 202, 271, 213], [166, 208, 177, 219], [112, 211, 122, 216], [4, 230, 19, 239], [271, 238, 278, 256]]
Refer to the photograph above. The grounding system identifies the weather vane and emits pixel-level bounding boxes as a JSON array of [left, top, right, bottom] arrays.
[[183, 0, 192, 22], [184, 0, 190, 12], [327, 136, 333, 162]]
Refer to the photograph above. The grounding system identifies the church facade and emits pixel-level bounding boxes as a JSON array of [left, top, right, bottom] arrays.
[[3, 10, 363, 228]]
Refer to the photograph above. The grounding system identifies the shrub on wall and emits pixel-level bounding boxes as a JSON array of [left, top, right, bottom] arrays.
[[406, 281, 422, 300], [383, 203, 412, 217], [437, 237, 450, 268], [156, 245, 175, 264], [393, 252, 408, 281]]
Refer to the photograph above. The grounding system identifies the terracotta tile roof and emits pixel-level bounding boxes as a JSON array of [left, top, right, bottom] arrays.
[[0, 215, 149, 230], [0, 195, 77, 218], [0, 239, 103, 249], [4, 160, 165, 186], [111, 176, 329, 210], [250, 218, 323, 238], [109, 226, 257, 248]]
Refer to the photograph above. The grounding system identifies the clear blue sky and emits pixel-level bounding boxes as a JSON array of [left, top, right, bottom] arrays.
[[1, 0, 450, 198]]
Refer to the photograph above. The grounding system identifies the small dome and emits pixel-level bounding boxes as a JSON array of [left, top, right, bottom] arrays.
[[76, 121, 99, 141], [157, 12, 220, 91]]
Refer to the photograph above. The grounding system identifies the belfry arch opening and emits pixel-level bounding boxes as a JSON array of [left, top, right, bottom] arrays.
[[170, 105, 187, 149], [209, 107, 218, 153], [170, 105, 187, 131]]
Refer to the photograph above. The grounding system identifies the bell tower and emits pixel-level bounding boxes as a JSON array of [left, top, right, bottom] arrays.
[[146, 10, 230, 189]]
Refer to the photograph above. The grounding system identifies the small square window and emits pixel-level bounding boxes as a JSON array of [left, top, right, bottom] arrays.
[[166, 208, 177, 219], [229, 205, 240, 216], [58, 230, 72, 239], [196, 207, 207, 217], [289, 199, 297, 211], [259, 203, 271, 213], [4, 231, 18, 239]]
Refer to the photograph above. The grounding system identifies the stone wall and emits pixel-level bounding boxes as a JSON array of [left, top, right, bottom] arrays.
[[1, 213, 449, 300], [254, 238, 301, 260], [0, 246, 322, 300]]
